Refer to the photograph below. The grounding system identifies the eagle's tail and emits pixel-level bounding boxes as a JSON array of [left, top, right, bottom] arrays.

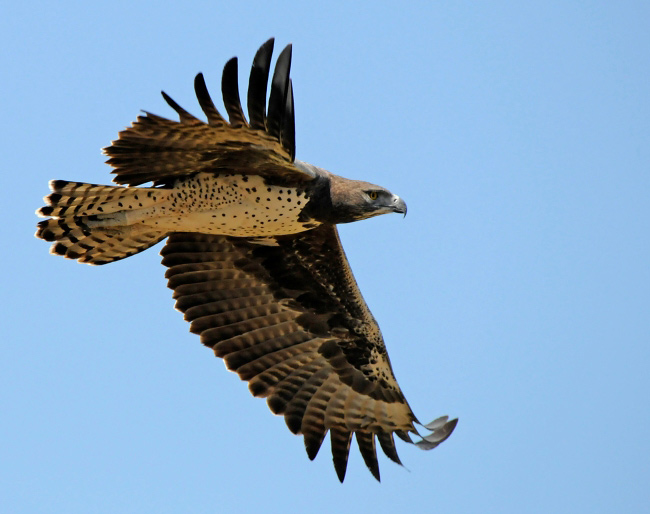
[[35, 180, 169, 265]]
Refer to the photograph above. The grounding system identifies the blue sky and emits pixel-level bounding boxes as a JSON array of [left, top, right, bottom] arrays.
[[2, 1, 648, 512]]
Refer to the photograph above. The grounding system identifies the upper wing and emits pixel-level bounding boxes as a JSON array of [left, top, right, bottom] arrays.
[[104, 39, 315, 187], [161, 225, 457, 481]]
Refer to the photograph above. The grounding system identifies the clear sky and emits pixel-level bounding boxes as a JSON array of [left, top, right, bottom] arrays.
[[2, 1, 648, 512]]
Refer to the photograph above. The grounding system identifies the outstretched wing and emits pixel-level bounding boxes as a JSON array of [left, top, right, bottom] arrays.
[[161, 225, 457, 481], [104, 39, 314, 187]]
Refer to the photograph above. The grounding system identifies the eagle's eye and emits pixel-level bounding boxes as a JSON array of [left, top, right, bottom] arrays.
[[367, 191, 379, 201]]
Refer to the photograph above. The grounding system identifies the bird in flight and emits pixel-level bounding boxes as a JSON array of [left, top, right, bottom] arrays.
[[35, 39, 456, 482]]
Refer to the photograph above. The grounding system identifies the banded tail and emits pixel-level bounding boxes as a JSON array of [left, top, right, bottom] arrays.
[[36, 180, 170, 265]]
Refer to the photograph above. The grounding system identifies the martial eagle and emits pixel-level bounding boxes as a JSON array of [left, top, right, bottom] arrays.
[[36, 39, 457, 481]]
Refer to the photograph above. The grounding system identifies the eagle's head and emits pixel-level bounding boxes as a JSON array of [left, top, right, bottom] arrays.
[[295, 164, 407, 225], [327, 174, 407, 224]]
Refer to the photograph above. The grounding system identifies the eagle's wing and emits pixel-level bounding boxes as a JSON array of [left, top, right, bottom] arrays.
[[161, 225, 457, 481], [104, 39, 314, 187]]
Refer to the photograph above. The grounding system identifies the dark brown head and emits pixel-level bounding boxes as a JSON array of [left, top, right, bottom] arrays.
[[324, 173, 406, 224], [295, 163, 406, 225], [328, 175, 406, 223]]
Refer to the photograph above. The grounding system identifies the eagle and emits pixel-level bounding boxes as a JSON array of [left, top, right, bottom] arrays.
[[35, 39, 457, 482]]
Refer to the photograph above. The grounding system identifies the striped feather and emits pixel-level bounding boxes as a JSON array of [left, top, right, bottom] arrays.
[[105, 40, 313, 187], [35, 179, 168, 264], [160, 228, 456, 481], [356, 432, 380, 481]]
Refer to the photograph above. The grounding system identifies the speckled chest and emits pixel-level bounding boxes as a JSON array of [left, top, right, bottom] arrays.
[[156, 172, 316, 237]]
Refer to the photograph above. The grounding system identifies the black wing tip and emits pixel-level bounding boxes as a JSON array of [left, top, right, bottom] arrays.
[[247, 38, 276, 130], [356, 432, 381, 481], [159, 90, 178, 113], [266, 41, 294, 160], [193, 72, 225, 125], [285, 79, 295, 160], [330, 429, 352, 483], [223, 38, 296, 158], [221, 56, 247, 126], [305, 436, 324, 461], [334, 455, 348, 483], [160, 90, 197, 123], [260, 37, 275, 54], [306, 445, 320, 461], [166, 39, 296, 154], [224, 55, 238, 69]]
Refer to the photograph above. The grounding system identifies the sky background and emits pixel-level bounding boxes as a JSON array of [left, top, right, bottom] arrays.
[[2, 1, 648, 512]]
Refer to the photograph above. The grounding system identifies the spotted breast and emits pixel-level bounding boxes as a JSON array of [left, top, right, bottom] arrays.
[[140, 172, 316, 237]]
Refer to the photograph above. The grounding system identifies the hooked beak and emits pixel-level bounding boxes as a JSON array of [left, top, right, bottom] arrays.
[[391, 195, 407, 217]]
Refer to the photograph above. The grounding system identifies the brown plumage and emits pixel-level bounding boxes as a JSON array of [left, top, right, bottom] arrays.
[[35, 38, 456, 481]]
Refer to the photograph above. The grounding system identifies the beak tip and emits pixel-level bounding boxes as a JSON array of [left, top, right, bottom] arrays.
[[393, 196, 407, 217]]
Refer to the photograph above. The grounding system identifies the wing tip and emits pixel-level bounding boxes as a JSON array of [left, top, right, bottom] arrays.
[[413, 416, 458, 450]]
